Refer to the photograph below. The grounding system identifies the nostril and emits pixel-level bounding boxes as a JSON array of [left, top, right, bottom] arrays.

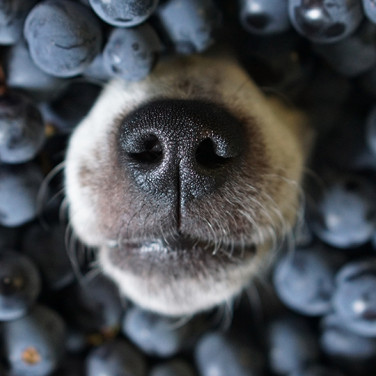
[[128, 134, 163, 164], [195, 138, 232, 169]]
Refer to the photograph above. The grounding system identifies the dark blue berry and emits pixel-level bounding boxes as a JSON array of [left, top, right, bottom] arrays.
[[239, 0, 291, 35], [86, 339, 147, 376], [273, 242, 343, 315], [4, 39, 67, 101], [0, 91, 45, 164], [2, 305, 66, 376], [267, 315, 320, 375], [333, 259, 376, 337], [156, 0, 220, 54], [103, 23, 162, 82], [0, 0, 38, 45], [88, 0, 159, 27], [288, 0, 364, 43], [122, 306, 209, 357], [24, 0, 103, 78], [195, 331, 264, 376], [0, 250, 41, 321], [0, 163, 44, 227]]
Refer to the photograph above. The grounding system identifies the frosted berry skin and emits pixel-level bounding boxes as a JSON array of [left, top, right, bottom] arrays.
[[2, 305, 66, 376], [156, 0, 220, 54], [86, 339, 147, 376], [333, 260, 376, 337], [0, 91, 45, 164], [363, 0, 376, 23], [239, 0, 291, 35], [0, 163, 44, 227], [88, 0, 159, 27], [273, 243, 341, 316], [307, 173, 376, 249], [288, 0, 364, 43], [0, 0, 38, 45], [103, 23, 162, 82], [24, 0, 103, 78]]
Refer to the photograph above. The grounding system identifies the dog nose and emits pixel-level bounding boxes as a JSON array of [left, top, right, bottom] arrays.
[[118, 99, 246, 204]]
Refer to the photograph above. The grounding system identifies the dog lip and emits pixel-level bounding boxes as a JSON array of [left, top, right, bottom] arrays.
[[113, 236, 257, 258]]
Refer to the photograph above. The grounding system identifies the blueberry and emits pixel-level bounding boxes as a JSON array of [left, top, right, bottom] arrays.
[[88, 0, 159, 27], [24, 0, 103, 78], [83, 52, 112, 83], [156, 0, 220, 54], [103, 23, 162, 82], [0, 91, 45, 164], [122, 306, 209, 357], [363, 0, 376, 24], [85, 339, 147, 376], [312, 22, 376, 77], [2, 305, 66, 376], [39, 81, 102, 133], [288, 0, 364, 43], [332, 259, 376, 337], [21, 222, 75, 290], [239, 0, 291, 35], [195, 331, 264, 376], [150, 359, 196, 376], [320, 313, 376, 373], [4, 39, 67, 101], [267, 315, 319, 375], [0, 250, 41, 321], [289, 364, 345, 376], [0, 0, 38, 45], [57, 274, 123, 337], [0, 163, 44, 227], [307, 172, 376, 248], [273, 242, 342, 315]]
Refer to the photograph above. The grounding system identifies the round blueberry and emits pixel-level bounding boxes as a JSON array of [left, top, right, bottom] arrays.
[[288, 0, 364, 43], [0, 91, 45, 164], [103, 23, 161, 82], [24, 0, 103, 78], [195, 331, 264, 376], [156, 0, 220, 54], [0, 250, 41, 321], [307, 173, 376, 248], [86, 339, 147, 376], [88, 0, 159, 27], [150, 359, 196, 376], [321, 313, 376, 372], [239, 0, 291, 35], [333, 259, 376, 337], [273, 242, 342, 316], [0, 0, 38, 45], [122, 306, 209, 357], [4, 39, 67, 101], [0, 163, 44, 227], [267, 315, 319, 374], [2, 305, 66, 376]]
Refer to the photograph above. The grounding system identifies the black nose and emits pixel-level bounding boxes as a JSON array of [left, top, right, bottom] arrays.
[[117, 99, 245, 205]]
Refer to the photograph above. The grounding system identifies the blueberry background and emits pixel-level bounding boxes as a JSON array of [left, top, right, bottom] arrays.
[[1, 0, 376, 375]]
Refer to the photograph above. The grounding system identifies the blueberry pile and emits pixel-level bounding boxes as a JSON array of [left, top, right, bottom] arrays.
[[2, 0, 376, 375]]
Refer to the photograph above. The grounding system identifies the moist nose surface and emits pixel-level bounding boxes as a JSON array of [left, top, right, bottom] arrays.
[[117, 99, 246, 205]]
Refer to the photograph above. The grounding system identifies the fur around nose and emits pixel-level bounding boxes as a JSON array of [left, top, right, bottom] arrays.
[[117, 99, 246, 205]]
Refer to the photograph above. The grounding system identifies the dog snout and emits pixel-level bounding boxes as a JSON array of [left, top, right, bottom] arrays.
[[117, 99, 246, 205]]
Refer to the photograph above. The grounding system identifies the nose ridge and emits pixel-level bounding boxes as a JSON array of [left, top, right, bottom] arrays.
[[117, 99, 245, 203]]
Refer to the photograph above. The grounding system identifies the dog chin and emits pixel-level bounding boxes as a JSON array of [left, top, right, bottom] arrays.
[[98, 239, 268, 317]]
